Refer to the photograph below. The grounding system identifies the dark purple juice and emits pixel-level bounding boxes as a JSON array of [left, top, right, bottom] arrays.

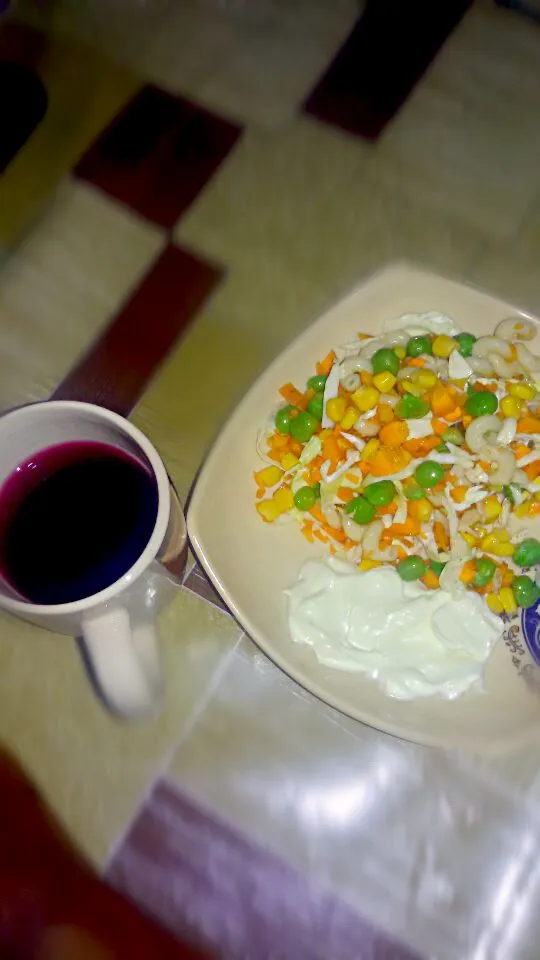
[[0, 440, 159, 605]]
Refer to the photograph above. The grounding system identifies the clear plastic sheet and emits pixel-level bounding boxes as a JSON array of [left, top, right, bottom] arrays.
[[164, 642, 540, 960]]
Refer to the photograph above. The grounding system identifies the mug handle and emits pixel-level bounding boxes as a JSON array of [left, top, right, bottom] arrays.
[[81, 606, 163, 718]]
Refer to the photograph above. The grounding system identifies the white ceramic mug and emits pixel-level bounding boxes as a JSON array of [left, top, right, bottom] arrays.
[[0, 401, 187, 718]]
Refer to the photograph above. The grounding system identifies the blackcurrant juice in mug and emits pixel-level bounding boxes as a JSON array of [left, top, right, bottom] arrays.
[[0, 441, 159, 604]]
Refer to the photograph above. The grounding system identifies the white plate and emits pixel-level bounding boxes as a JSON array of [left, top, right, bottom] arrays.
[[188, 263, 540, 752]]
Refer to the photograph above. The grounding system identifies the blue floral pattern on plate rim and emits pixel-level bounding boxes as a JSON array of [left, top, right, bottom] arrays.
[[505, 603, 540, 693]]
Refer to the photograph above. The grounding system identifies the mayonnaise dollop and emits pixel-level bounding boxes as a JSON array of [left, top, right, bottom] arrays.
[[286, 558, 502, 700]]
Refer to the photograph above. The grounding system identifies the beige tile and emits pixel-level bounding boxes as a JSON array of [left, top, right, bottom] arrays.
[[169, 637, 540, 960], [132, 228, 357, 504], [260, 172, 486, 297], [0, 590, 241, 867], [176, 118, 367, 269], [133, 5, 239, 104], [0, 180, 164, 412], [130, 319, 265, 502], [425, 0, 540, 117], [177, 118, 484, 303], [363, 2, 540, 242], [467, 244, 540, 318]]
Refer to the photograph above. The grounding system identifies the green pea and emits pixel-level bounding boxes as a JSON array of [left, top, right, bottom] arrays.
[[429, 560, 447, 576], [403, 483, 425, 501], [294, 486, 318, 511], [514, 538, 540, 568], [371, 348, 400, 377], [395, 395, 430, 419], [364, 480, 396, 507], [464, 390, 498, 418], [307, 392, 324, 420], [307, 374, 327, 392], [290, 411, 319, 443], [275, 404, 295, 435], [441, 427, 464, 445], [406, 335, 432, 358], [455, 332, 476, 358], [512, 575, 540, 609], [344, 496, 376, 525], [397, 555, 427, 581], [415, 460, 445, 489], [473, 556, 496, 588]]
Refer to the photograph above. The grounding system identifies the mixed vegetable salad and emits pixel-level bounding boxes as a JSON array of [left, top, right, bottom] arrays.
[[254, 312, 540, 616]]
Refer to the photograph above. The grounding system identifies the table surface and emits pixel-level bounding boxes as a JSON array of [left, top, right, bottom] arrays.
[[3, 3, 540, 958]]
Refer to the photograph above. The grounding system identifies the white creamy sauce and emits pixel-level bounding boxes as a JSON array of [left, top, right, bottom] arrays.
[[287, 558, 502, 701]]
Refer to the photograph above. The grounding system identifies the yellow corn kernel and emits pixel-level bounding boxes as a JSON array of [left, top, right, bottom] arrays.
[[401, 380, 424, 396], [432, 335, 458, 358], [359, 557, 382, 571], [481, 534, 498, 551], [326, 396, 347, 423], [415, 498, 433, 522], [514, 501, 530, 518], [500, 395, 524, 419], [491, 528, 510, 541], [461, 532, 476, 547], [377, 403, 395, 424], [254, 465, 283, 488], [280, 452, 299, 471], [482, 494, 502, 522], [508, 381, 536, 401], [489, 542, 516, 557], [361, 438, 380, 462], [487, 594, 504, 615], [372, 371, 396, 393], [394, 346, 406, 359], [256, 499, 282, 523], [273, 487, 294, 513], [480, 534, 514, 557], [318, 428, 332, 443], [499, 587, 517, 615], [416, 369, 438, 390], [340, 406, 359, 430], [535, 491, 540, 502], [351, 386, 380, 412]]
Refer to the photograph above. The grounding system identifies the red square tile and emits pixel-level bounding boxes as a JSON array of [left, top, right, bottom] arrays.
[[304, 0, 472, 141], [51, 243, 224, 416], [75, 85, 242, 228]]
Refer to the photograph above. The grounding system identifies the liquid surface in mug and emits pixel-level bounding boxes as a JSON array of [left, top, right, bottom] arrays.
[[0, 440, 159, 605]]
